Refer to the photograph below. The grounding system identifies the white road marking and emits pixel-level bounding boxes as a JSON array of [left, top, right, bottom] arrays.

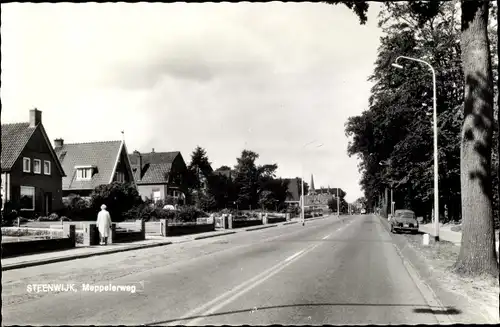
[[285, 250, 305, 262], [165, 217, 357, 326], [185, 243, 322, 326]]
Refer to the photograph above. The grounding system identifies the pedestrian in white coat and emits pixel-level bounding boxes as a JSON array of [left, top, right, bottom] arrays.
[[97, 204, 112, 245]]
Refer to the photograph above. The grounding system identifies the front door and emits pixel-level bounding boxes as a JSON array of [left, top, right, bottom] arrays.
[[44, 192, 52, 216]]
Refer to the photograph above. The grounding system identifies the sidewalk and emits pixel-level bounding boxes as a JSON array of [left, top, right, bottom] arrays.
[[1, 229, 237, 271], [419, 223, 499, 257], [2, 216, 331, 271]]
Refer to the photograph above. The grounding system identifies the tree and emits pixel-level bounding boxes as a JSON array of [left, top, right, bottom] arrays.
[[258, 177, 290, 211], [453, 0, 497, 276], [296, 177, 309, 197], [187, 146, 213, 191], [90, 182, 143, 222], [328, 197, 348, 214], [337, 0, 498, 276], [208, 173, 237, 210], [193, 190, 217, 212], [233, 150, 260, 209]]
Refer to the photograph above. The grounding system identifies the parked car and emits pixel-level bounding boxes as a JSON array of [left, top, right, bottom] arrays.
[[390, 209, 419, 234], [360, 208, 366, 214]]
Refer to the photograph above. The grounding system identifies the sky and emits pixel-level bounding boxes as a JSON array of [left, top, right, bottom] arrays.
[[1, 2, 383, 203]]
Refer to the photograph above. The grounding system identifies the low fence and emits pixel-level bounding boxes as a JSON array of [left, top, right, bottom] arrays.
[[159, 219, 215, 236], [266, 214, 288, 224], [232, 218, 263, 229], [213, 213, 291, 230], [81, 220, 146, 246], [2, 225, 76, 258]]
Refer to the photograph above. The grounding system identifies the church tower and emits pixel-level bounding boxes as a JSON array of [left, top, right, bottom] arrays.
[[310, 174, 316, 195]]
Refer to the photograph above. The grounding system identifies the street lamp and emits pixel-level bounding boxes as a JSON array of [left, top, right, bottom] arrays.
[[301, 141, 323, 226], [337, 187, 340, 217], [392, 55, 439, 241]]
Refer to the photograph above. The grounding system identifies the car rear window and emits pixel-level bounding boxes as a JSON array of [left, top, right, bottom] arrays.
[[399, 213, 415, 218]]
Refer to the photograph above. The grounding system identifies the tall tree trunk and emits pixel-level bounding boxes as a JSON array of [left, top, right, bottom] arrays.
[[454, 0, 498, 277], [497, 0, 500, 314]]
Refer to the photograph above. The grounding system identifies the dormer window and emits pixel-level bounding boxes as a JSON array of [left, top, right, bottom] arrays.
[[75, 165, 94, 180]]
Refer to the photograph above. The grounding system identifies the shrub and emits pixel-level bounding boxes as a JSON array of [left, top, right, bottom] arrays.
[[124, 203, 179, 222], [61, 194, 94, 221], [176, 205, 207, 222], [90, 182, 143, 222], [49, 213, 59, 221], [164, 195, 179, 206], [124, 202, 154, 221], [1, 201, 20, 226]]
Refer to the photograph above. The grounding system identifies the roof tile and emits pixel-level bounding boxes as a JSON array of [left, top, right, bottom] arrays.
[[1, 123, 36, 170], [129, 151, 179, 184], [55, 141, 122, 190]]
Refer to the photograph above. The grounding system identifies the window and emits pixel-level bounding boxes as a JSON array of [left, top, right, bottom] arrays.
[[116, 171, 125, 183], [1, 182, 5, 210], [152, 190, 161, 203], [76, 168, 92, 180], [34, 159, 41, 174], [20, 186, 35, 210], [44, 161, 51, 175], [23, 158, 31, 173]]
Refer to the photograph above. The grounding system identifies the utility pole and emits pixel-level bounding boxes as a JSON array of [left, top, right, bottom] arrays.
[[337, 188, 340, 216]]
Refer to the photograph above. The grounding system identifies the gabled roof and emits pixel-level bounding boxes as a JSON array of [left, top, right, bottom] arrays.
[[55, 140, 128, 190], [129, 151, 183, 184], [1, 122, 65, 175], [1, 123, 36, 170]]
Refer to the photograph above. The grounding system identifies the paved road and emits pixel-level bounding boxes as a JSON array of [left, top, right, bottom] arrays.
[[3, 215, 452, 325]]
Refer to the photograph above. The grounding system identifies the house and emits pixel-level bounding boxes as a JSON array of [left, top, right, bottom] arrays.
[[128, 150, 189, 204], [285, 178, 301, 204], [214, 166, 235, 180], [54, 139, 135, 198], [1, 109, 66, 217]]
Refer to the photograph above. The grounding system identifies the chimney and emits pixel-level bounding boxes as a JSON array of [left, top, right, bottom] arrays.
[[133, 150, 142, 180], [29, 108, 42, 128], [54, 138, 64, 149]]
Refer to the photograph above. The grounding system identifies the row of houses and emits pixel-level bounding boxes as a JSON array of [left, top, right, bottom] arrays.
[[1, 109, 191, 217], [1, 109, 344, 217]]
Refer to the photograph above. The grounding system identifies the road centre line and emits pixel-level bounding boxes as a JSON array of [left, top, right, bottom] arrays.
[[174, 218, 356, 326], [184, 242, 323, 326], [285, 250, 305, 262]]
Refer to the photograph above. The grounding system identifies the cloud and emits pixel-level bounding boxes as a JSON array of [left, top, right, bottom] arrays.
[[1, 2, 383, 202]]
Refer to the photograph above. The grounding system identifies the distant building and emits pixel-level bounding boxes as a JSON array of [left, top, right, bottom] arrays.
[[214, 166, 235, 181]]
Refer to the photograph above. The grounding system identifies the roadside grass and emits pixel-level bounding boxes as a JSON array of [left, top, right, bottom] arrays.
[[404, 233, 499, 322]]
